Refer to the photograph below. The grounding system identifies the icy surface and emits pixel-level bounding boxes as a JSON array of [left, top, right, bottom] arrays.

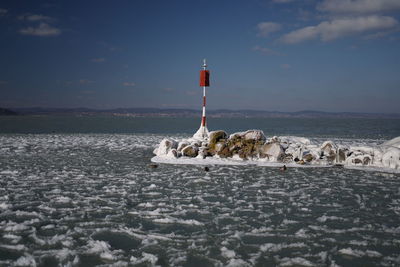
[[1, 134, 400, 266]]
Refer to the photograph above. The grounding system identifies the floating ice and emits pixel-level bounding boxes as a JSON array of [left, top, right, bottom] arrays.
[[279, 257, 315, 267], [130, 252, 158, 265], [86, 240, 116, 261], [153, 217, 204, 226], [0, 133, 399, 266], [338, 248, 382, 258]]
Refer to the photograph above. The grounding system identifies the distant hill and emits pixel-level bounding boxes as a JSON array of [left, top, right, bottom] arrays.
[[0, 108, 18, 115], [8, 107, 400, 119]]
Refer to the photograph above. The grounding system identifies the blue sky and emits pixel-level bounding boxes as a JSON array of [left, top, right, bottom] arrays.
[[0, 0, 399, 113]]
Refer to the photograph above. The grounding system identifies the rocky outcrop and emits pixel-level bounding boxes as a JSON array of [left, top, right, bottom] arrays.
[[226, 130, 266, 159], [153, 131, 400, 172]]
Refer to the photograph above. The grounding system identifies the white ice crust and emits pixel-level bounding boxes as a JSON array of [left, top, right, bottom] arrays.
[[152, 132, 400, 173]]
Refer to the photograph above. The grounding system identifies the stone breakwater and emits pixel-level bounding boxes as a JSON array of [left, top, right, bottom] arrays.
[[153, 130, 400, 171]]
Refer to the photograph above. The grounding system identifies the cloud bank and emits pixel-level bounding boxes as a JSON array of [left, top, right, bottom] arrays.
[[255, 0, 400, 45], [280, 15, 398, 43], [318, 0, 400, 14]]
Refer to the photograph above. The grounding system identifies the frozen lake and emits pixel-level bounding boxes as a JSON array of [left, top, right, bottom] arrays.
[[1, 117, 400, 266], [0, 133, 400, 266]]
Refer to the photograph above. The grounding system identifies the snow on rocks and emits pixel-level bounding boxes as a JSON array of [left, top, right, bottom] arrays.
[[152, 131, 400, 172], [153, 139, 177, 156]]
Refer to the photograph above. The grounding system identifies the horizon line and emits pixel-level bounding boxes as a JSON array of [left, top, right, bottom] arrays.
[[4, 106, 400, 115]]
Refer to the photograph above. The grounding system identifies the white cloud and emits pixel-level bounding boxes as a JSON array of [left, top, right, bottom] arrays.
[[318, 0, 400, 14], [19, 22, 61, 36], [123, 82, 135, 87], [257, 22, 282, 37], [18, 14, 54, 22], [91, 58, 106, 63], [0, 8, 7, 16], [253, 45, 282, 56], [280, 15, 398, 43]]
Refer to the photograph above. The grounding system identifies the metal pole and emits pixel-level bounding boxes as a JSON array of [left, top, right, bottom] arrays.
[[202, 59, 207, 132]]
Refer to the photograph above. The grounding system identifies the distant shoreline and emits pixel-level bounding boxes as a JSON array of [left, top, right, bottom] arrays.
[[1, 107, 400, 119]]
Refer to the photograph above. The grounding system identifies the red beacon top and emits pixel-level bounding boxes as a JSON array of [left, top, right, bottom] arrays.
[[199, 60, 210, 87]]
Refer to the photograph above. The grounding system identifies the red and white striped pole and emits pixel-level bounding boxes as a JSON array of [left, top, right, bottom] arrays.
[[194, 59, 210, 140]]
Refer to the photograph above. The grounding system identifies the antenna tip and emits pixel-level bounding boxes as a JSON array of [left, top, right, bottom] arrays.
[[202, 58, 207, 68]]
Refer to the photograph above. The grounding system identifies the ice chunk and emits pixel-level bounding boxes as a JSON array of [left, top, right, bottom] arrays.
[[130, 252, 158, 265], [221, 247, 236, 258], [14, 255, 36, 267]]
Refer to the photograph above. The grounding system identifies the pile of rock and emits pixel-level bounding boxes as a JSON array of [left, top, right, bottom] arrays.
[[153, 130, 400, 170]]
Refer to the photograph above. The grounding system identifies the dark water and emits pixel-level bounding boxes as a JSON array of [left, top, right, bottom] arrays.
[[0, 117, 400, 266], [1, 116, 400, 139]]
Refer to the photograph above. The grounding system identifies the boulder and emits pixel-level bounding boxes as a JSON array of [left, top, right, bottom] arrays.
[[209, 130, 228, 145], [303, 153, 314, 162], [337, 147, 348, 163], [191, 140, 202, 147], [177, 141, 190, 152], [382, 147, 400, 169], [181, 145, 199, 157], [259, 142, 284, 161], [153, 139, 177, 156], [216, 144, 233, 158], [243, 130, 266, 142], [347, 155, 372, 166], [320, 141, 337, 162], [207, 131, 228, 156], [363, 156, 371, 165], [236, 143, 255, 159], [228, 132, 244, 146]]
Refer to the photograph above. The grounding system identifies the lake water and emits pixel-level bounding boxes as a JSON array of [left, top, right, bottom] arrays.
[[0, 116, 400, 266]]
